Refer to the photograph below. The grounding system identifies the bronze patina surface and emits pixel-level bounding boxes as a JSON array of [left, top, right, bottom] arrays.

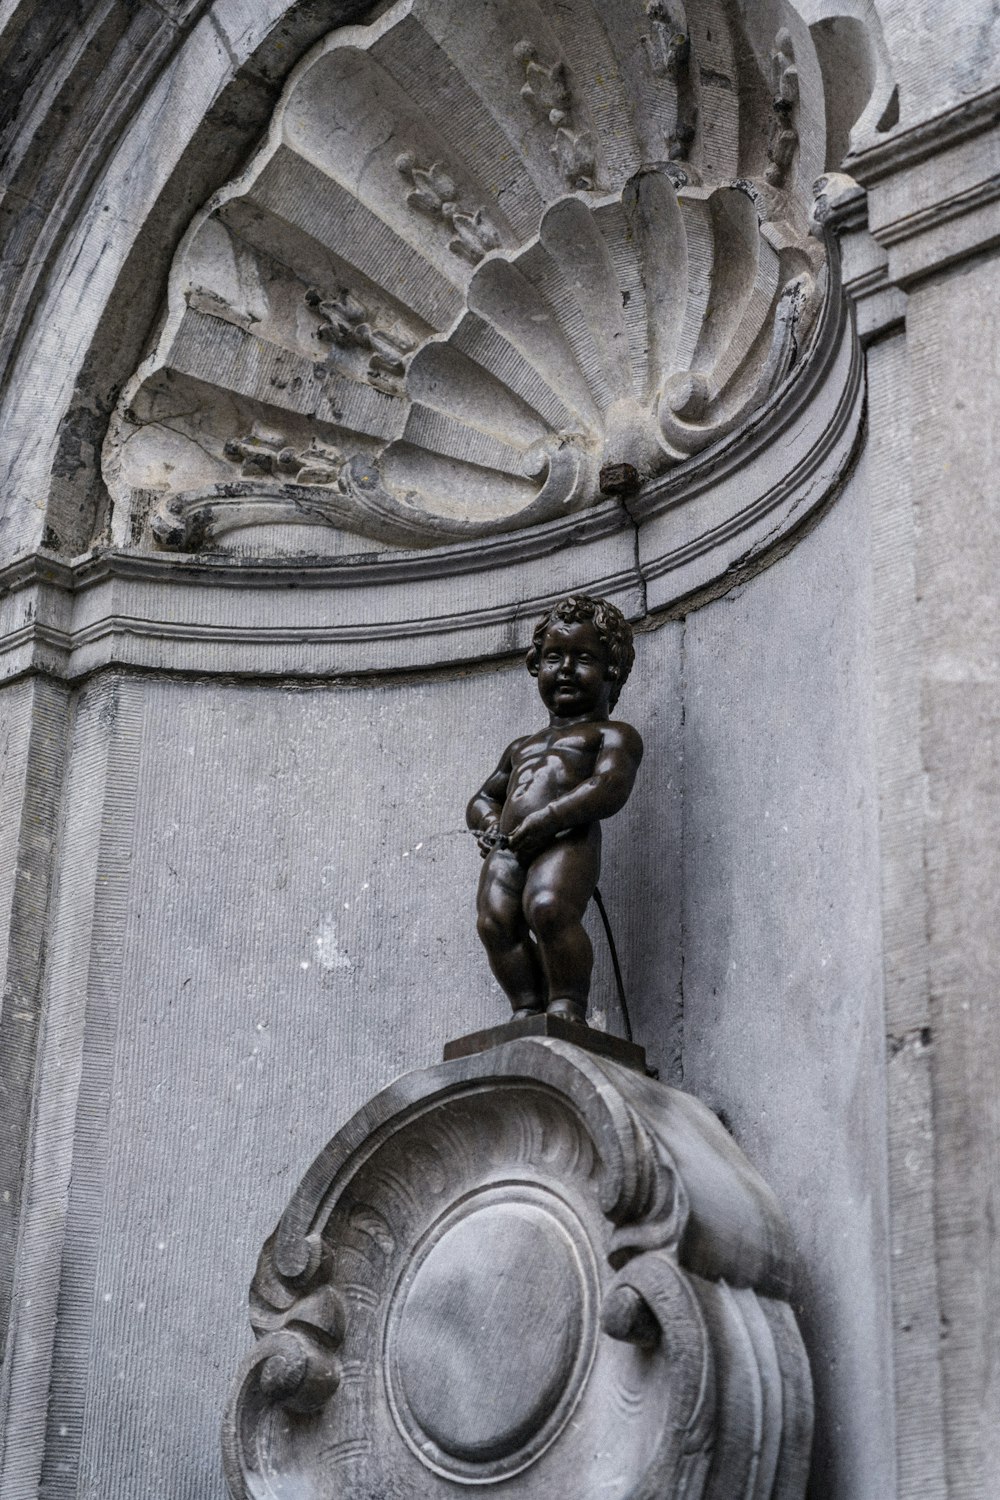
[[467, 596, 643, 1028]]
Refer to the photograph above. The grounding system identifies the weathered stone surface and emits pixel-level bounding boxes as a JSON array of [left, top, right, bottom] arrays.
[[0, 0, 865, 662], [904, 253, 1000, 1499], [223, 1035, 813, 1499], [0, 677, 70, 1366], [0, 0, 387, 558], [106, 0, 828, 555], [678, 465, 894, 1499], [0, 654, 682, 1499], [1, 0, 999, 1497], [866, 330, 947, 1498]]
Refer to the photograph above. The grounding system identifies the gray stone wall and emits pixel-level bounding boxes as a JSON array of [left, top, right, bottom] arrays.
[[7, 649, 681, 1497], [870, 251, 1000, 1500], [679, 465, 893, 1497], [2, 0, 1000, 1495], [1, 464, 895, 1497]]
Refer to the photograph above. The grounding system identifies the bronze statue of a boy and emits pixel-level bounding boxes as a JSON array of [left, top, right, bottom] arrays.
[[467, 595, 643, 1025]]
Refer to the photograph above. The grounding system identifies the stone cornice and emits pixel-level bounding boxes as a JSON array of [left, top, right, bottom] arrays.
[[0, 500, 629, 596], [843, 86, 1000, 290], [874, 171, 1000, 261], [0, 293, 863, 684], [845, 86, 1000, 187]]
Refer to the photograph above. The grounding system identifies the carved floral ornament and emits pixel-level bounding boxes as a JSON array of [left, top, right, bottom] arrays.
[[103, 0, 859, 561]]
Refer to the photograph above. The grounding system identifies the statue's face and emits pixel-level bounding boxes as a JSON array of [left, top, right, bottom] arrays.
[[536, 619, 613, 718]]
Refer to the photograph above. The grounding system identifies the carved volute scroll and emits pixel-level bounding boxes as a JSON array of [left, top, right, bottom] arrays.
[[105, 0, 837, 556], [223, 1037, 812, 1499]]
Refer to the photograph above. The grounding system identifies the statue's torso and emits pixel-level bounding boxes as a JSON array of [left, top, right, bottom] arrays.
[[499, 721, 607, 832]]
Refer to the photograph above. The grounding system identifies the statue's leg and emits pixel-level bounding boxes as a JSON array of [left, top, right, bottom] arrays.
[[476, 848, 545, 1013], [522, 827, 601, 1022]]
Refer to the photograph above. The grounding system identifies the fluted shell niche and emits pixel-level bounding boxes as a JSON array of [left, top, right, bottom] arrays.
[[105, 0, 855, 570]]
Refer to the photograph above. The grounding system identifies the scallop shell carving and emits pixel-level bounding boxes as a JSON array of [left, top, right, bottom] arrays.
[[105, 0, 829, 553]]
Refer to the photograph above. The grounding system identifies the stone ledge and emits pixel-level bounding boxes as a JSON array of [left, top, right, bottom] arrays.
[[847, 88, 1000, 288], [443, 1014, 650, 1076], [0, 291, 862, 682], [846, 86, 1000, 187]]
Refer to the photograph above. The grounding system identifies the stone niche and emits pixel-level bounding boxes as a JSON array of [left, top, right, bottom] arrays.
[[93, 0, 864, 669], [5, 0, 878, 686], [223, 1036, 812, 1499]]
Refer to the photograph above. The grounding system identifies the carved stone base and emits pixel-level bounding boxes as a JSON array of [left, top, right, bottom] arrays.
[[222, 1037, 813, 1499]]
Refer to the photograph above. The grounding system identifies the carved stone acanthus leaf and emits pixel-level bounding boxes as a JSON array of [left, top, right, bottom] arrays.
[[395, 149, 503, 265], [810, 172, 868, 234], [514, 39, 595, 190], [223, 429, 344, 485], [305, 287, 416, 392], [514, 41, 571, 125], [767, 30, 801, 188], [105, 0, 836, 555], [148, 442, 587, 552], [222, 1037, 813, 1499], [643, 0, 690, 81], [551, 127, 596, 191]]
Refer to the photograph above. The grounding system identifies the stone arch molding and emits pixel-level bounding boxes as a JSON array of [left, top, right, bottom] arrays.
[[3, 0, 878, 679], [109, 0, 837, 551]]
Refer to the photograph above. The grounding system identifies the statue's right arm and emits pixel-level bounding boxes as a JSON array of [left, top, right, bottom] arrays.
[[466, 742, 516, 833]]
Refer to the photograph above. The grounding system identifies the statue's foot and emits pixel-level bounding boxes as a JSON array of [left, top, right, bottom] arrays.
[[511, 1005, 544, 1021], [546, 998, 588, 1026]]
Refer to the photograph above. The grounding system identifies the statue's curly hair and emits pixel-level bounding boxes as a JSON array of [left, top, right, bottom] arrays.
[[525, 595, 635, 709]]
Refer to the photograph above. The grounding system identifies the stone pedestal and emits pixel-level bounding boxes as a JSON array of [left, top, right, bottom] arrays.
[[222, 1035, 812, 1499], [442, 1013, 651, 1073]]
